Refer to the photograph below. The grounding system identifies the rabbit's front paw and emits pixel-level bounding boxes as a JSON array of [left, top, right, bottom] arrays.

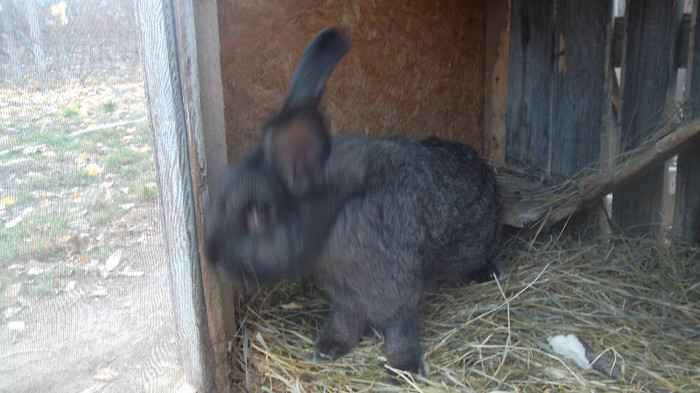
[[314, 302, 365, 361], [314, 335, 354, 361], [384, 308, 425, 375], [467, 261, 502, 283]]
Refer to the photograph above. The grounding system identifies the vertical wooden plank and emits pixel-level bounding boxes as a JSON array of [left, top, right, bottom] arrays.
[[191, 0, 236, 358], [174, 0, 232, 392], [685, 0, 700, 115], [673, 146, 700, 242], [613, 0, 683, 235], [136, 0, 216, 391], [550, 0, 613, 176], [673, 0, 700, 243], [484, 0, 510, 162], [506, 0, 555, 171]]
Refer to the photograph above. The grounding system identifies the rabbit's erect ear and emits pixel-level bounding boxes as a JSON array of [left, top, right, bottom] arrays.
[[263, 111, 330, 194], [262, 27, 349, 194], [282, 28, 350, 113]]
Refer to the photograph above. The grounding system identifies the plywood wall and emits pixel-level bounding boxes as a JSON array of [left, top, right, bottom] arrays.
[[218, 0, 486, 160]]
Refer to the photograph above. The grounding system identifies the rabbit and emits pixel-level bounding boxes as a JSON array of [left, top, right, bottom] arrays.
[[205, 27, 502, 376]]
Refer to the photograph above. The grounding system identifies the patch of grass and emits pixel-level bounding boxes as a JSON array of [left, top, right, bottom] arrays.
[[91, 244, 119, 262], [134, 122, 152, 142], [98, 99, 116, 113], [0, 210, 72, 265], [0, 225, 32, 263], [106, 147, 142, 171], [61, 107, 80, 118], [1, 83, 155, 314], [87, 200, 121, 227], [2, 125, 73, 156], [136, 183, 157, 201], [75, 168, 103, 185], [22, 265, 74, 297]]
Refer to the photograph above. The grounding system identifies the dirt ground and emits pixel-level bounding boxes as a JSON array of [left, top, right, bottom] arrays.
[[0, 205, 184, 393]]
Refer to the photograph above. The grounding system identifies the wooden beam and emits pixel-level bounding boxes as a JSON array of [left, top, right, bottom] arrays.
[[503, 118, 700, 228]]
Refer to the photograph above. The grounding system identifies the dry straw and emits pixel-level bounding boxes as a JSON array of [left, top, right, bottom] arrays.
[[226, 233, 699, 392]]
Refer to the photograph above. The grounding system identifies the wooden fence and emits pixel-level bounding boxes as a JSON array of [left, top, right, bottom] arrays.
[[495, 0, 700, 239]]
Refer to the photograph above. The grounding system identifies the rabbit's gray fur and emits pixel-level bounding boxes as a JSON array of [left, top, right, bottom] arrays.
[[205, 27, 501, 375]]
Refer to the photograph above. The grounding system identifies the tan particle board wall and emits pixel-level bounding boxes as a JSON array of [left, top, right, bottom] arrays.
[[218, 0, 486, 161]]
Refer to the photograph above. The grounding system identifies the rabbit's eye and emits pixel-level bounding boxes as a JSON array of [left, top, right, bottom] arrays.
[[247, 201, 275, 233]]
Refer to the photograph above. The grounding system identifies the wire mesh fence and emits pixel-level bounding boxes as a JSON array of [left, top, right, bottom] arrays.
[[1, 1, 182, 391]]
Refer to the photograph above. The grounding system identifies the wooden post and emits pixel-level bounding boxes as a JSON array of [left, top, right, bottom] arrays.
[[673, 0, 700, 243], [613, 0, 683, 236], [484, 0, 510, 162], [173, 0, 233, 391], [137, 0, 230, 391]]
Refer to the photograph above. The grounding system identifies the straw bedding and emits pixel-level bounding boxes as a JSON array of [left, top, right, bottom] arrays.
[[226, 233, 699, 392]]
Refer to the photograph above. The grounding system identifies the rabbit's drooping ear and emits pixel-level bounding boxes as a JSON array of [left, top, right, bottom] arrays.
[[262, 27, 350, 194]]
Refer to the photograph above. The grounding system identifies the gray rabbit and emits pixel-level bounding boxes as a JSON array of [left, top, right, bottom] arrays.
[[205, 27, 501, 375]]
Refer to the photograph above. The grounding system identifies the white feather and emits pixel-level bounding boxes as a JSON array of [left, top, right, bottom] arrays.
[[548, 334, 590, 369]]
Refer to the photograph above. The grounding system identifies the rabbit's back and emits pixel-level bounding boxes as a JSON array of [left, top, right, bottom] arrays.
[[419, 137, 501, 282], [314, 135, 500, 322]]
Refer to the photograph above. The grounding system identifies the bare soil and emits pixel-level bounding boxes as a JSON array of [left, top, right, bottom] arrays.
[[0, 204, 183, 393]]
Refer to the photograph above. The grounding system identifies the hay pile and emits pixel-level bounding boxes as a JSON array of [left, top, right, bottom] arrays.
[[227, 234, 699, 392]]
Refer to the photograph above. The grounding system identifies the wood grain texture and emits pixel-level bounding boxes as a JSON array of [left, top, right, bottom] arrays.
[[137, 0, 215, 390], [174, 0, 232, 391], [613, 0, 683, 235], [550, 0, 613, 176], [190, 0, 236, 362], [217, 0, 487, 160], [673, 145, 700, 243], [673, 0, 700, 243], [506, 0, 554, 170], [613, 15, 691, 67], [483, 0, 510, 161]]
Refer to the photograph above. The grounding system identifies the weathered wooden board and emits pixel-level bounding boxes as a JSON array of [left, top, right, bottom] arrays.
[[612, 14, 692, 68], [685, 0, 700, 116], [612, 0, 683, 235], [673, 0, 700, 243], [506, 0, 554, 170], [137, 0, 228, 391], [673, 145, 700, 243], [506, 0, 613, 177], [173, 0, 232, 391], [550, 0, 613, 176], [483, 0, 511, 162]]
